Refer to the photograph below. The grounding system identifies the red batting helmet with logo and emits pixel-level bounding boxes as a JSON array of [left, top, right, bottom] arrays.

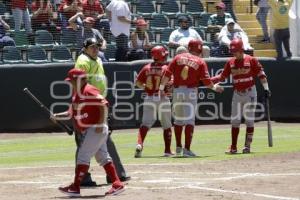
[[151, 45, 169, 62], [230, 38, 244, 53], [188, 39, 203, 54]]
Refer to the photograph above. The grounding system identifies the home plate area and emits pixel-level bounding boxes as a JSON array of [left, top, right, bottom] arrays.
[[0, 153, 300, 200]]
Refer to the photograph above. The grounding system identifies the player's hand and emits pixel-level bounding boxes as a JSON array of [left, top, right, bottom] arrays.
[[214, 84, 224, 93], [159, 90, 166, 97], [265, 90, 271, 98], [50, 114, 58, 123]]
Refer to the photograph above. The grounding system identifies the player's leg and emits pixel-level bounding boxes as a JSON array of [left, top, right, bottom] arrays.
[[227, 92, 243, 154], [95, 126, 125, 196], [183, 88, 197, 157], [135, 98, 156, 157], [173, 88, 185, 155], [158, 97, 173, 156], [106, 136, 130, 183], [59, 126, 108, 196], [243, 87, 257, 153]]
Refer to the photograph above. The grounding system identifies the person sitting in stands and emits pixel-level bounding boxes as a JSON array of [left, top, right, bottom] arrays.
[[127, 18, 152, 61], [217, 19, 253, 56]]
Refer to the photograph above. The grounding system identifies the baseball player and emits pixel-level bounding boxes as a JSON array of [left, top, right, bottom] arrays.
[[75, 37, 130, 184], [54, 69, 124, 196], [160, 39, 224, 157], [211, 38, 271, 154], [134, 45, 173, 158]]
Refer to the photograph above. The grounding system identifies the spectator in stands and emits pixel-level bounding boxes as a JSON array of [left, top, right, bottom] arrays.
[[106, 0, 135, 61], [218, 19, 253, 56], [69, 12, 107, 62], [269, 0, 293, 60], [127, 18, 152, 61], [0, 16, 15, 48], [58, 0, 82, 29], [207, 2, 233, 42], [256, 0, 270, 42], [11, 0, 32, 33], [169, 16, 210, 58], [222, 0, 237, 21], [31, 0, 60, 41]]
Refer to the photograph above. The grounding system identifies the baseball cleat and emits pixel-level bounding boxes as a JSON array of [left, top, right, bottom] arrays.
[[163, 152, 175, 157], [176, 146, 183, 156], [105, 184, 125, 196], [183, 148, 197, 157], [134, 144, 142, 158], [58, 183, 80, 197], [225, 146, 238, 154], [242, 147, 251, 154]]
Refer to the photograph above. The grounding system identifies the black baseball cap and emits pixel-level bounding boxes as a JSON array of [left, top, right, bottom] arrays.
[[83, 38, 100, 48], [178, 15, 189, 23]]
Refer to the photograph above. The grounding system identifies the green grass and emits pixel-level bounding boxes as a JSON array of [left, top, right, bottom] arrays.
[[0, 125, 300, 167]]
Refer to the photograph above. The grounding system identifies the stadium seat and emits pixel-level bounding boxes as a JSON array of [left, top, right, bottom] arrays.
[[27, 45, 49, 63], [60, 29, 77, 48], [147, 31, 154, 42], [185, 0, 204, 13], [160, 0, 180, 15], [34, 30, 54, 49], [199, 12, 212, 27], [136, 0, 155, 15], [2, 46, 23, 64], [51, 45, 73, 62], [160, 27, 174, 44], [104, 44, 116, 61], [0, 2, 6, 15], [150, 14, 169, 30], [13, 30, 29, 47]]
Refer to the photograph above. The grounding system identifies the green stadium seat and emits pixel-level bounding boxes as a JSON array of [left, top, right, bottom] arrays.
[[13, 30, 29, 48], [136, 0, 155, 14], [27, 45, 49, 63], [51, 45, 73, 62], [150, 14, 169, 30], [34, 30, 54, 49], [104, 44, 116, 62], [199, 12, 212, 27], [60, 29, 77, 48], [2, 46, 23, 64]]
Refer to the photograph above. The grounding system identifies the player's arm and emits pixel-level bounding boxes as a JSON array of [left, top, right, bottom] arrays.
[[200, 62, 224, 93], [252, 58, 271, 98], [159, 60, 175, 91], [211, 61, 231, 84], [136, 80, 145, 90], [135, 67, 147, 90], [95, 103, 108, 133]]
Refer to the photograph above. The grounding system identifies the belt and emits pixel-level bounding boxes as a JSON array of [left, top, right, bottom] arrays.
[[236, 87, 252, 93], [147, 93, 160, 97], [174, 86, 196, 89]]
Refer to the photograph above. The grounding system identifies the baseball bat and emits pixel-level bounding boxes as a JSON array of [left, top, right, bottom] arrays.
[[265, 96, 273, 147], [23, 88, 73, 135]]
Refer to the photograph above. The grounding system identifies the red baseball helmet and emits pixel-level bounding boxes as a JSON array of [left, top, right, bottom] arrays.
[[188, 39, 203, 54], [230, 38, 244, 53], [151, 46, 168, 62]]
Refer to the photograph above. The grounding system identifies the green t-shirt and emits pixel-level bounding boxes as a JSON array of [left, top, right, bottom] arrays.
[[75, 53, 107, 97], [208, 13, 233, 26]]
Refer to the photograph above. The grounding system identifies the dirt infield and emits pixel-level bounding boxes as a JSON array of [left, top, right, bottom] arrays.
[[0, 152, 299, 200]]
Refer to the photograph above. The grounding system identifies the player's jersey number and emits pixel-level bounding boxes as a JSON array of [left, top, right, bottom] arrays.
[[146, 76, 161, 90], [181, 66, 189, 80]]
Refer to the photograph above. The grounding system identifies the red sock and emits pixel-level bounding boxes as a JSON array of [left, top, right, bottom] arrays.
[[184, 125, 194, 150], [137, 126, 149, 146], [231, 127, 240, 149], [163, 128, 172, 153], [174, 124, 183, 147], [74, 164, 89, 188], [104, 162, 122, 187]]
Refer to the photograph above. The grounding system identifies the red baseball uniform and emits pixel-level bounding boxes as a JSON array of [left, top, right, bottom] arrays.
[[211, 54, 267, 91], [164, 53, 212, 88], [70, 83, 108, 133], [136, 63, 169, 96]]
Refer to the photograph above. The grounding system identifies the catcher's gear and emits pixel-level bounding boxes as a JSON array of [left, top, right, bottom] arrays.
[[188, 39, 203, 54], [151, 46, 168, 62], [230, 38, 244, 53]]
